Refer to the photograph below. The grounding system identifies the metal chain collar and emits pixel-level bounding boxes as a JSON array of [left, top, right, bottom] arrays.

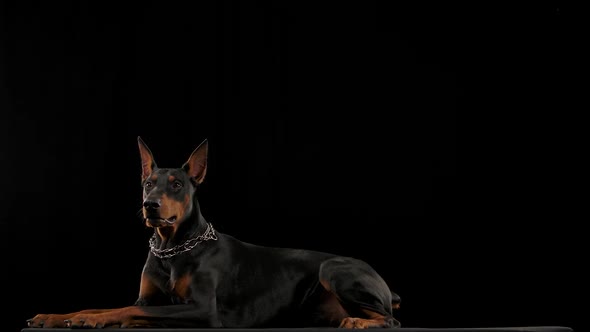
[[149, 223, 218, 259]]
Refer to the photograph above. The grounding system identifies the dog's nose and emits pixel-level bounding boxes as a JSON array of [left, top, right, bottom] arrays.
[[143, 200, 161, 210]]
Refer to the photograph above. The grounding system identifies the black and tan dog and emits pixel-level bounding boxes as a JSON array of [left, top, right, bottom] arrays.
[[27, 137, 401, 329]]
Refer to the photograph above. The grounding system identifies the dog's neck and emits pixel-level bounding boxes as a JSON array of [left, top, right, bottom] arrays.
[[152, 198, 211, 250]]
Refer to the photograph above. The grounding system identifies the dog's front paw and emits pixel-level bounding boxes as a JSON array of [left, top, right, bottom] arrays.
[[65, 313, 150, 329], [66, 314, 110, 329], [27, 314, 70, 328]]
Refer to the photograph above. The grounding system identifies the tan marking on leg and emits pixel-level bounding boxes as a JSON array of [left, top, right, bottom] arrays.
[[317, 287, 349, 326], [68, 306, 150, 328], [338, 309, 394, 329]]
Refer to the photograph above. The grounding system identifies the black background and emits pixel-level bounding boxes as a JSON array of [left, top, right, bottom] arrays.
[[1, 2, 583, 332]]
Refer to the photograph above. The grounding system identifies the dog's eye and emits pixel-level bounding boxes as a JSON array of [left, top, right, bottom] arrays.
[[145, 182, 153, 189], [172, 181, 183, 189]]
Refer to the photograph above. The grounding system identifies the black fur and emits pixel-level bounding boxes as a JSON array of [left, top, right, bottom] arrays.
[[27, 137, 400, 329]]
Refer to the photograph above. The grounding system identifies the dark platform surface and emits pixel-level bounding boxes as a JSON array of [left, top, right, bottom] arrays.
[[21, 327, 574, 332]]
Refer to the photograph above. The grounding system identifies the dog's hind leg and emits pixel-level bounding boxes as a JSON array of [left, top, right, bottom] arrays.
[[318, 256, 401, 328]]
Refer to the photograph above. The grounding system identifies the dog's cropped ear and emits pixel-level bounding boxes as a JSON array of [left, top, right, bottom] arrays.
[[182, 139, 208, 185], [138, 136, 157, 182]]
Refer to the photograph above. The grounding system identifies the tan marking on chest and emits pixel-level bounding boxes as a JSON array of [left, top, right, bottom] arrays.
[[139, 274, 159, 298], [172, 273, 192, 298]]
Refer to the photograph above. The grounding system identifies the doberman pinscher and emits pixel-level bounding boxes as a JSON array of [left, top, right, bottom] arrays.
[[27, 137, 401, 329]]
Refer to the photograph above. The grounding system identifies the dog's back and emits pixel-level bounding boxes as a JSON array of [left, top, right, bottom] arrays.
[[183, 231, 399, 327], [201, 233, 340, 327]]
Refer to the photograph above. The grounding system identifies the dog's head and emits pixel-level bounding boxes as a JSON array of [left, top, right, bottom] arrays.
[[137, 136, 207, 229]]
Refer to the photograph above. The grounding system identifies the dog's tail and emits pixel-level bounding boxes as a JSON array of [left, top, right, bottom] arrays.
[[391, 291, 401, 309]]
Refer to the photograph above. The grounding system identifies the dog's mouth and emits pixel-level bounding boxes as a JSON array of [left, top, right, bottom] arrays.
[[145, 216, 177, 227]]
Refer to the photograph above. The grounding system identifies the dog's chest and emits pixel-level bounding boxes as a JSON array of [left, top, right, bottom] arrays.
[[156, 262, 195, 302], [169, 271, 192, 300]]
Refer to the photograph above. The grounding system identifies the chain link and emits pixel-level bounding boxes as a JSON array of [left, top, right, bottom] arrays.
[[149, 223, 218, 259]]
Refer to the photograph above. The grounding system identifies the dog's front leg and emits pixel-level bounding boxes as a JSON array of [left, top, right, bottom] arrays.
[[65, 280, 223, 329], [27, 309, 114, 328], [65, 304, 219, 328], [65, 306, 156, 328]]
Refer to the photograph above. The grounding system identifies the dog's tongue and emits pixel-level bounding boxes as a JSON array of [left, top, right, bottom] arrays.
[[164, 216, 177, 224], [145, 218, 176, 227]]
